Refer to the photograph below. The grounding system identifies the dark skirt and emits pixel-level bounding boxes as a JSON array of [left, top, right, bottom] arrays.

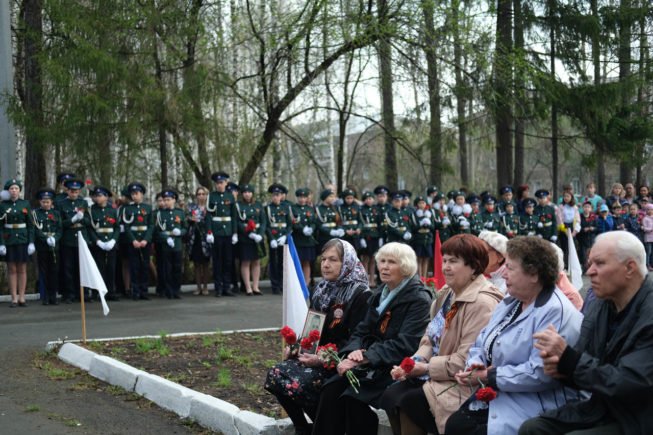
[[296, 246, 316, 262], [238, 241, 262, 261], [3, 243, 29, 263], [412, 243, 433, 259], [190, 237, 211, 264], [358, 237, 380, 256], [264, 358, 333, 406]]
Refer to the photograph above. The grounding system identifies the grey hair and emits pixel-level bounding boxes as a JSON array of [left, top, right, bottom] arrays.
[[375, 242, 418, 278], [595, 231, 647, 277], [549, 242, 565, 273]]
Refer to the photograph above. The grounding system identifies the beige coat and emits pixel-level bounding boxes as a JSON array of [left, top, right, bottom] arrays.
[[415, 274, 503, 433]]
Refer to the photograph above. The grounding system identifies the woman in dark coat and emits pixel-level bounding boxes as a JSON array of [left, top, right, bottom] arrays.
[[187, 186, 211, 295], [311, 242, 432, 435], [264, 239, 370, 435]]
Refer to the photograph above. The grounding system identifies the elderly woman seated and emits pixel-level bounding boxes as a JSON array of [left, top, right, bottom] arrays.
[[264, 239, 370, 435], [311, 242, 432, 435], [445, 236, 584, 435], [379, 234, 504, 435]]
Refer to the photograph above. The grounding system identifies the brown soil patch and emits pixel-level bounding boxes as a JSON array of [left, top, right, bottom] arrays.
[[82, 330, 284, 419]]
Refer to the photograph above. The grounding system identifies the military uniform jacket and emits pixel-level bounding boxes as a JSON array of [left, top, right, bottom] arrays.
[[375, 203, 392, 239], [58, 198, 90, 247], [338, 204, 362, 239], [385, 207, 412, 242], [118, 203, 132, 244], [266, 202, 292, 242], [236, 200, 265, 243], [205, 191, 237, 237], [519, 213, 539, 236], [291, 203, 317, 247], [360, 205, 381, 239], [497, 200, 518, 215], [500, 213, 521, 238], [410, 210, 434, 246], [535, 204, 557, 240], [32, 208, 62, 251], [469, 211, 484, 235], [123, 202, 154, 243], [316, 204, 341, 242], [88, 204, 120, 244], [154, 207, 187, 252], [0, 199, 34, 246], [431, 207, 451, 241], [480, 210, 501, 232]]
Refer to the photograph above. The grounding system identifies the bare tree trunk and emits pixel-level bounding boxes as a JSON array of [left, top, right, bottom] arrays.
[[635, 0, 648, 187], [549, 0, 558, 199], [493, 0, 513, 189], [378, 0, 397, 191], [618, 0, 632, 184], [513, 0, 525, 187], [22, 0, 45, 204], [451, 0, 468, 186], [422, 0, 441, 187], [591, 0, 605, 194]]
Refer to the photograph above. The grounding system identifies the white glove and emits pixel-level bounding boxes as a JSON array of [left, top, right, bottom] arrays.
[[167, 237, 175, 248], [254, 234, 263, 243], [206, 233, 214, 244], [537, 222, 544, 228], [415, 209, 424, 218], [172, 228, 181, 236], [248, 232, 258, 240], [46, 237, 56, 248], [378, 238, 384, 248], [337, 229, 345, 237], [231, 233, 238, 244], [106, 239, 116, 250], [527, 231, 536, 236], [424, 211, 432, 218], [420, 218, 431, 227], [27, 243, 36, 255], [537, 234, 543, 238], [403, 231, 412, 241], [484, 221, 494, 228], [270, 239, 278, 249], [360, 238, 367, 249], [551, 236, 558, 242], [442, 217, 450, 226], [459, 218, 470, 229], [277, 235, 287, 246], [329, 229, 339, 237], [96, 240, 106, 250], [302, 226, 312, 236], [71, 211, 84, 223], [0, 245, 6, 256]]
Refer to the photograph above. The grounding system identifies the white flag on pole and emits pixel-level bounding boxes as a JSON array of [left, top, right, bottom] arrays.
[[282, 235, 309, 334], [77, 233, 110, 316], [567, 228, 583, 291]]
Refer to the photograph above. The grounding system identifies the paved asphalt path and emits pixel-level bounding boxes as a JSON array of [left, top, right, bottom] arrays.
[[0, 284, 282, 435]]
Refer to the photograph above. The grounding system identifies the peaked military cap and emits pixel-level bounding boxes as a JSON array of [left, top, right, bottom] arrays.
[[91, 185, 112, 197], [161, 188, 178, 200], [341, 188, 356, 199], [447, 190, 456, 200], [401, 190, 412, 199], [499, 185, 513, 195], [362, 191, 374, 200], [413, 195, 426, 206], [522, 198, 537, 208], [390, 191, 403, 201], [56, 172, 76, 184], [320, 188, 335, 201], [295, 187, 311, 197], [534, 189, 550, 199], [211, 171, 229, 182], [240, 184, 255, 193], [127, 181, 146, 194], [467, 194, 481, 205], [226, 182, 240, 192], [64, 178, 84, 190], [453, 190, 466, 199], [268, 183, 286, 194], [426, 185, 439, 196], [483, 195, 497, 205], [373, 185, 389, 195], [4, 179, 22, 191], [36, 188, 55, 200], [120, 186, 130, 197]]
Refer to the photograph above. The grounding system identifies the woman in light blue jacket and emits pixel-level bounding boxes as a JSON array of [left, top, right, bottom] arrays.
[[445, 236, 584, 435]]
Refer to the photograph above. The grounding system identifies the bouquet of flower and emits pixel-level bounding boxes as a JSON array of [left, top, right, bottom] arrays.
[[245, 219, 257, 233], [316, 343, 360, 393], [280, 326, 321, 358]]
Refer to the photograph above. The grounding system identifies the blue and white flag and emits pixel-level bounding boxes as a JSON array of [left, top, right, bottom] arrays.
[[282, 235, 309, 334]]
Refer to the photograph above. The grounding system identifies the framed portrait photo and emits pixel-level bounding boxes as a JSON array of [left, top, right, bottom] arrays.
[[301, 310, 326, 353]]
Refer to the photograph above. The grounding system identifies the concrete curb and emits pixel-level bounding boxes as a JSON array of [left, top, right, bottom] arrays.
[[55, 331, 390, 435]]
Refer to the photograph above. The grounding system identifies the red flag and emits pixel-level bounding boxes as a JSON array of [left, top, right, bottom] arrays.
[[433, 230, 445, 290]]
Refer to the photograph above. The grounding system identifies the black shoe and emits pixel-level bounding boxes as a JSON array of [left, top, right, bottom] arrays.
[[173, 294, 181, 299], [18, 302, 27, 307], [64, 298, 73, 304], [214, 290, 222, 297], [50, 299, 59, 306], [272, 288, 281, 295], [42, 300, 49, 306], [139, 294, 150, 300], [132, 295, 140, 301], [222, 290, 235, 297], [9, 302, 17, 308]]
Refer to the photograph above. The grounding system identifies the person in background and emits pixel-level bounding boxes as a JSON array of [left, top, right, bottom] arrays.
[[606, 182, 626, 207], [515, 185, 530, 215], [32, 188, 62, 305], [153, 192, 165, 297], [642, 203, 653, 271], [339, 189, 362, 250], [155, 189, 187, 299], [549, 243, 583, 310], [116, 187, 132, 298], [265, 183, 292, 295], [518, 198, 538, 236], [581, 182, 603, 212], [623, 182, 636, 204], [637, 184, 650, 206], [611, 202, 625, 231], [595, 204, 614, 234], [359, 191, 381, 288], [577, 201, 597, 271], [236, 184, 265, 296], [187, 186, 211, 295], [411, 195, 434, 279], [624, 202, 642, 241], [124, 181, 154, 301], [291, 187, 317, 286], [534, 189, 557, 242], [88, 186, 120, 302], [478, 230, 508, 294], [555, 191, 580, 270]]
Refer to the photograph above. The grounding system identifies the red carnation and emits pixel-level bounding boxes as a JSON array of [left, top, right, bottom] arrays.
[[47, 213, 54, 220], [402, 215, 409, 221], [300, 337, 314, 350], [306, 211, 311, 217], [399, 357, 415, 374], [475, 386, 497, 403], [106, 217, 116, 224], [245, 219, 256, 233], [207, 230, 213, 235], [280, 326, 297, 345], [271, 229, 278, 235], [137, 215, 144, 223], [85, 178, 92, 185], [22, 208, 27, 214], [308, 329, 321, 342]]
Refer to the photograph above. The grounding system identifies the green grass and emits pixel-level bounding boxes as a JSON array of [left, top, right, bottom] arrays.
[[25, 404, 40, 413], [214, 368, 231, 388], [264, 359, 278, 367], [86, 341, 103, 352], [201, 360, 212, 368], [134, 337, 170, 356], [241, 382, 263, 396], [217, 346, 234, 362], [234, 354, 252, 368]]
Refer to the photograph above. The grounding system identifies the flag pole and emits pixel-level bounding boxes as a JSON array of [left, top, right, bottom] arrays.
[[80, 284, 87, 344]]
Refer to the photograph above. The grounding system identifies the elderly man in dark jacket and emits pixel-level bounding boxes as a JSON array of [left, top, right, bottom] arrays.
[[521, 231, 653, 435]]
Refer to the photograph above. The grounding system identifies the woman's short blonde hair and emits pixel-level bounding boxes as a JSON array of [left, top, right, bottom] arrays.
[[375, 242, 418, 277]]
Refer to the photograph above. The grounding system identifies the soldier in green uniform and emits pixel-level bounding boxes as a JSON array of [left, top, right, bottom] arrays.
[[411, 195, 434, 277], [534, 189, 558, 242], [497, 185, 518, 215], [88, 186, 120, 301], [479, 196, 501, 233], [235, 184, 265, 296], [426, 185, 439, 208], [291, 187, 317, 285], [359, 191, 380, 287], [519, 198, 539, 236], [57, 178, 91, 303], [431, 193, 451, 242], [500, 202, 520, 238], [123, 182, 154, 300], [205, 171, 238, 297], [449, 191, 472, 235], [385, 192, 413, 243], [338, 189, 362, 249], [116, 187, 132, 297], [153, 192, 165, 297], [154, 188, 187, 299], [0, 179, 35, 307], [316, 188, 344, 251], [401, 190, 414, 213], [467, 195, 484, 236], [54, 172, 76, 206], [265, 183, 292, 295], [32, 188, 62, 305], [374, 185, 391, 249]]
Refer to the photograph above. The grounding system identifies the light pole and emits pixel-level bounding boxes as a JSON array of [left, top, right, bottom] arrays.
[[0, 0, 17, 180]]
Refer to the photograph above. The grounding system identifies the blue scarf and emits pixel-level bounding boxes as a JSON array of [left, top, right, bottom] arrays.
[[376, 277, 411, 315]]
